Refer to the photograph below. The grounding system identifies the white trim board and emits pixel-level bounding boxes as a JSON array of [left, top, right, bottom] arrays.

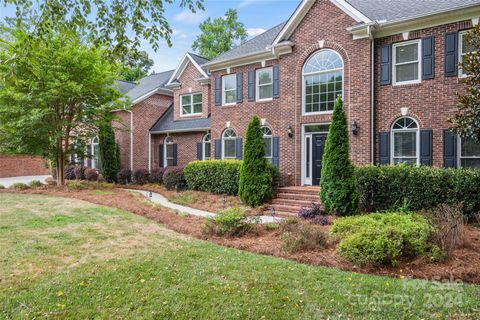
[[166, 53, 209, 86]]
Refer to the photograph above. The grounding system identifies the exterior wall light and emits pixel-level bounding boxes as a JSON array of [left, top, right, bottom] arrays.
[[351, 120, 358, 136], [287, 124, 294, 138]]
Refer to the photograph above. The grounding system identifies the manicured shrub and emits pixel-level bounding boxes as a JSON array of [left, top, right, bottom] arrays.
[[355, 165, 480, 220], [184, 160, 242, 195], [0, 184, 5, 189], [45, 177, 57, 186], [280, 218, 327, 253], [132, 169, 149, 185], [239, 116, 273, 206], [84, 168, 99, 181], [28, 180, 43, 188], [202, 207, 250, 237], [320, 97, 359, 215], [118, 169, 132, 184], [99, 121, 120, 182], [65, 165, 76, 180], [298, 203, 324, 220], [10, 183, 29, 190], [148, 168, 164, 184], [163, 166, 186, 190], [67, 181, 88, 190], [331, 212, 434, 266], [74, 166, 85, 180]]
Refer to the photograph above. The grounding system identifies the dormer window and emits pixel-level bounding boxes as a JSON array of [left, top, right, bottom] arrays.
[[180, 93, 202, 116]]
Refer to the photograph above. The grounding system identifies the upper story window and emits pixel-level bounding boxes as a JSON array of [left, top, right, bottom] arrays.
[[181, 93, 202, 116], [393, 40, 421, 85], [91, 136, 99, 170], [256, 67, 273, 101], [458, 137, 480, 168], [222, 128, 237, 159], [391, 117, 419, 165], [164, 136, 174, 167], [303, 49, 343, 114], [222, 74, 237, 105], [261, 126, 273, 162], [202, 133, 211, 160], [459, 30, 476, 77]]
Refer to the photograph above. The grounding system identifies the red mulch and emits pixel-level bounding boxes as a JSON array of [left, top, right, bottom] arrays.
[[2, 186, 480, 284]]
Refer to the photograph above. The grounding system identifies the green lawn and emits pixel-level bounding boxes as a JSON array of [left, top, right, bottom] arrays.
[[0, 193, 479, 319]]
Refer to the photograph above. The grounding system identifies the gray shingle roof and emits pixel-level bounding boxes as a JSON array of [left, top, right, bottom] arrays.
[[116, 80, 137, 94], [208, 22, 287, 65], [188, 52, 209, 66], [346, 0, 480, 23], [150, 106, 211, 133], [123, 70, 174, 102]]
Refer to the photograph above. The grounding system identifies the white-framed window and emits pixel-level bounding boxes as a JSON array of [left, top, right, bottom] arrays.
[[180, 93, 202, 116], [302, 49, 343, 114], [459, 30, 476, 77], [261, 126, 273, 162], [458, 137, 480, 168], [222, 74, 237, 106], [222, 128, 237, 159], [164, 136, 174, 167], [393, 39, 421, 85], [256, 67, 273, 101], [202, 133, 211, 160], [91, 136, 99, 169], [391, 117, 419, 165]]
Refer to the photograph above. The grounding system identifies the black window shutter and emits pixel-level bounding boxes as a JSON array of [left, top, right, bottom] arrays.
[[159, 144, 164, 168], [422, 36, 435, 80], [272, 136, 280, 168], [378, 132, 390, 165], [380, 44, 392, 85], [214, 77, 222, 106], [248, 70, 255, 102], [214, 139, 221, 159], [236, 138, 243, 160], [420, 129, 433, 165], [443, 129, 457, 168], [196, 142, 202, 160], [172, 144, 178, 166], [444, 32, 458, 77], [273, 64, 280, 98], [86, 145, 92, 167], [236, 73, 243, 103]]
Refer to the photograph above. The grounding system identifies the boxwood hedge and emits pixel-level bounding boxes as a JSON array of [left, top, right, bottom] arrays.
[[184, 160, 242, 195]]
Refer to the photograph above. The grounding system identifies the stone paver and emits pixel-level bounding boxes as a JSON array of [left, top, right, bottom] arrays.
[[0, 175, 50, 188], [126, 189, 283, 224]]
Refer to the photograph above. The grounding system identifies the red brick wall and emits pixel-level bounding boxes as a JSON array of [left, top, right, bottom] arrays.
[[0, 155, 49, 178], [151, 132, 205, 169], [374, 20, 471, 166]]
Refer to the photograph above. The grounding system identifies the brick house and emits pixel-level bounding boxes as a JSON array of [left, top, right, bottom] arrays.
[[115, 0, 480, 188]]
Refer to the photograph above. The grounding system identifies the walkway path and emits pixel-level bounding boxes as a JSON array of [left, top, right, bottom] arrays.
[[0, 175, 50, 188], [126, 189, 282, 224]]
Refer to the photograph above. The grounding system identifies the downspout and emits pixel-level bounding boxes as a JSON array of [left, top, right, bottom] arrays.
[[127, 110, 134, 171], [148, 132, 152, 172], [369, 25, 375, 164]]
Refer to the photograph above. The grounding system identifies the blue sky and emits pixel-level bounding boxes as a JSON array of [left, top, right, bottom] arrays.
[[0, 0, 299, 72]]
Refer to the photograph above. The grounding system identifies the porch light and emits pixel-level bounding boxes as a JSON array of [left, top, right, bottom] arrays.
[[287, 124, 294, 138], [351, 120, 358, 136]]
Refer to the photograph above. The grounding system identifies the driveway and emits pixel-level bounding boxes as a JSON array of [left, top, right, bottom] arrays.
[[0, 175, 51, 188]]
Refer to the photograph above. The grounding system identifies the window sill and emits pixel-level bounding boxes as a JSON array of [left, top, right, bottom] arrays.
[[392, 80, 421, 87], [302, 111, 334, 116], [255, 98, 273, 103], [221, 103, 237, 107], [180, 113, 203, 118]]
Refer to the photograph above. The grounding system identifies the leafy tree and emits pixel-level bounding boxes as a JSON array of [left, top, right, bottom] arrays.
[[320, 97, 359, 216], [192, 9, 247, 60], [0, 26, 124, 185], [239, 115, 272, 207], [1, 0, 204, 55], [120, 50, 155, 82], [452, 24, 480, 142], [99, 120, 121, 182]]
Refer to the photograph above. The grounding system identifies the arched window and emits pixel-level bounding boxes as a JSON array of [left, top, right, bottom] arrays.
[[222, 128, 237, 159], [261, 126, 273, 162], [391, 117, 419, 165], [303, 49, 343, 114], [91, 136, 99, 169], [202, 133, 211, 160], [164, 136, 174, 167]]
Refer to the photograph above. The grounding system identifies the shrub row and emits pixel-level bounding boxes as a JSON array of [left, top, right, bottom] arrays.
[[355, 165, 480, 220], [118, 167, 186, 190]]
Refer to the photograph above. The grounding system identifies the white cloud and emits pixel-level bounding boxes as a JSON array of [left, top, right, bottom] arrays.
[[174, 10, 207, 25], [172, 29, 189, 39], [238, 0, 268, 8], [246, 28, 266, 37]]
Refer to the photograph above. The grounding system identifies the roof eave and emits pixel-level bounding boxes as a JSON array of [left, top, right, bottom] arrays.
[[150, 127, 211, 134], [131, 87, 173, 105]]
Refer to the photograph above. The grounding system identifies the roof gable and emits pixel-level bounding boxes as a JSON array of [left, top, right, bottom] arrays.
[[124, 70, 174, 104], [166, 52, 209, 86]]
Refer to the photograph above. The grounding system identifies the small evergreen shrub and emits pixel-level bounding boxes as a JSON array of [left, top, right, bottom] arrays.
[[0, 184, 4, 189], [184, 160, 242, 195], [74, 166, 85, 180], [67, 181, 88, 190], [65, 165, 76, 180], [202, 207, 250, 237], [148, 168, 164, 184], [84, 168, 99, 181], [280, 218, 327, 253], [239, 116, 273, 206], [45, 177, 57, 186], [320, 97, 359, 215], [132, 169, 149, 185], [10, 183, 29, 190], [331, 212, 434, 266], [118, 169, 132, 184], [163, 166, 186, 190], [28, 180, 43, 188]]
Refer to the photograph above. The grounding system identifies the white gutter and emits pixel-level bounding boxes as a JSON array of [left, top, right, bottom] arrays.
[[370, 29, 375, 164], [150, 128, 210, 135]]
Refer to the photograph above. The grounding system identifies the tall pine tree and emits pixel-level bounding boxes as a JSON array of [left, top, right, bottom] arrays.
[[320, 97, 359, 215], [99, 121, 120, 182]]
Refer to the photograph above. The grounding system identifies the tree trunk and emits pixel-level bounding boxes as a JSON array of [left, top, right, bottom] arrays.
[[56, 138, 65, 186]]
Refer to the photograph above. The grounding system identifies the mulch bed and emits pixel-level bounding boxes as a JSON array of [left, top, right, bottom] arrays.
[[2, 186, 480, 284]]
